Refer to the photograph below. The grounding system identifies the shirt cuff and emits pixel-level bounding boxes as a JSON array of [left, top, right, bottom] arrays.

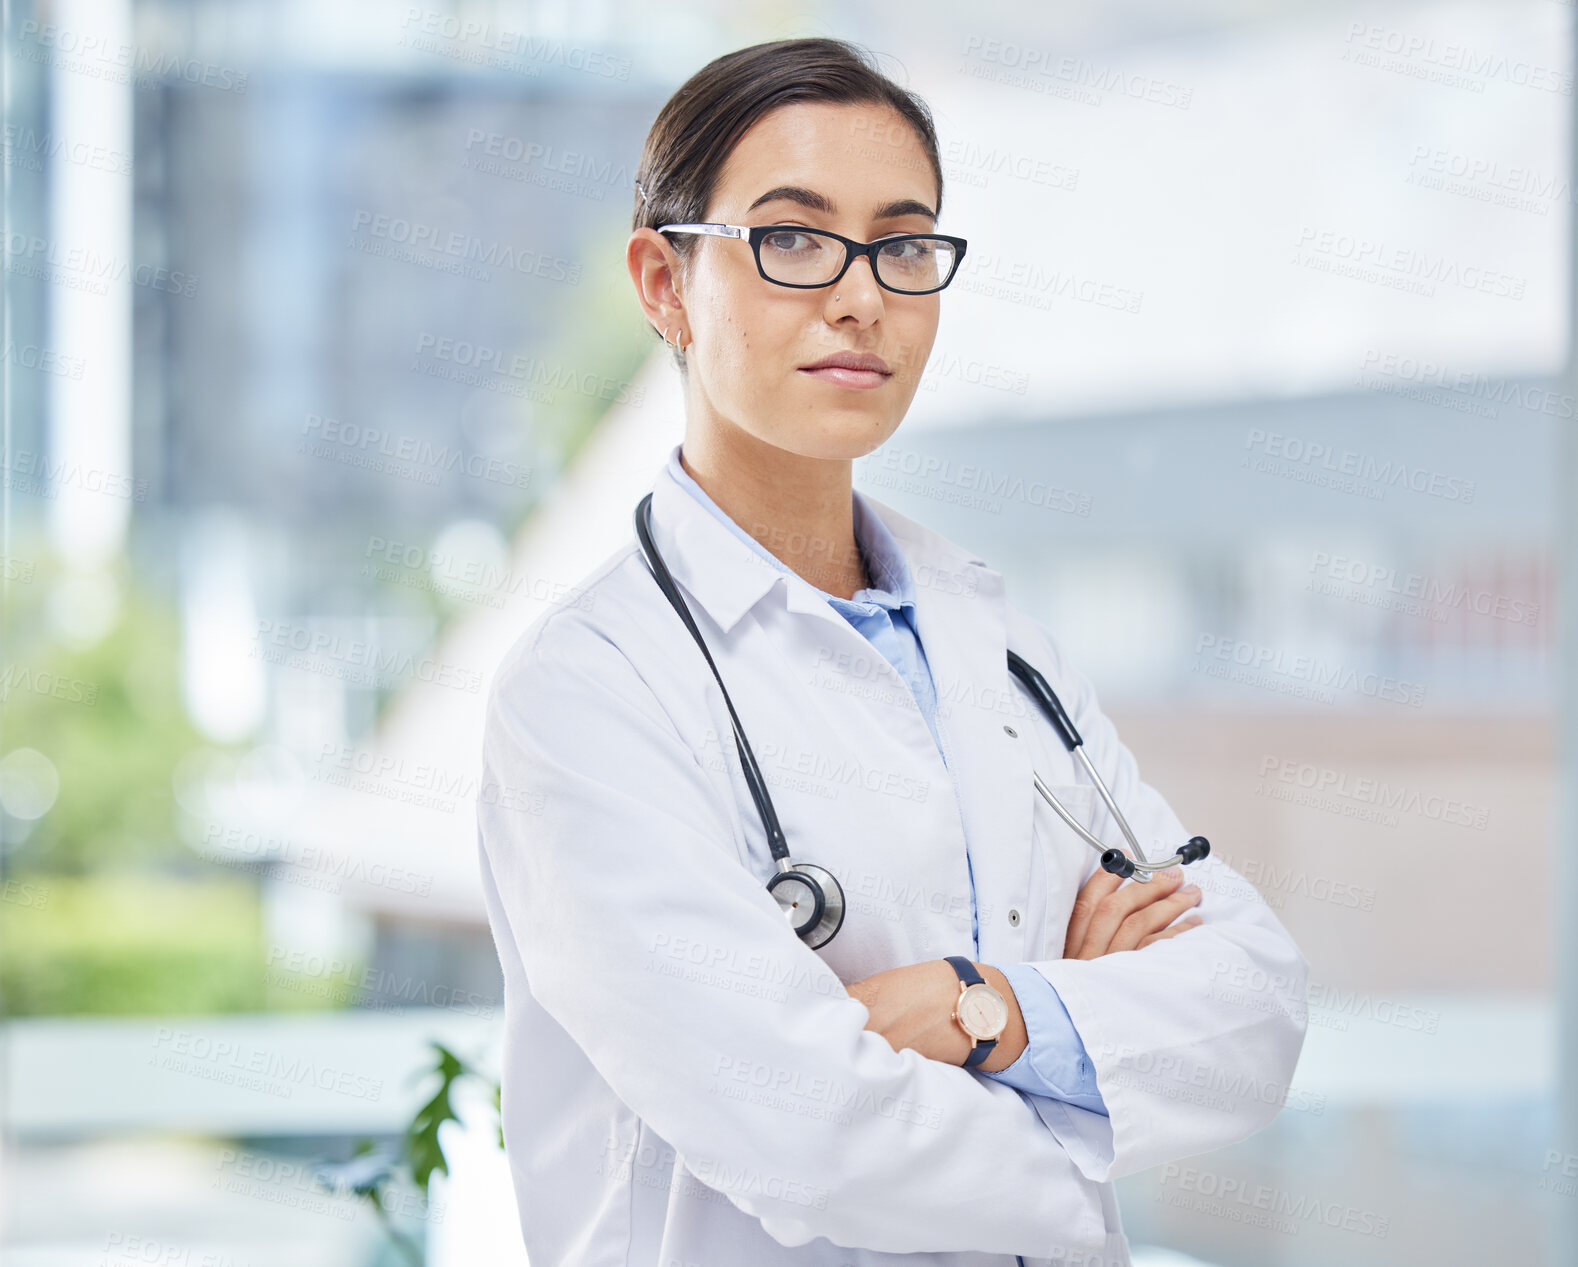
[[978, 962, 1108, 1116]]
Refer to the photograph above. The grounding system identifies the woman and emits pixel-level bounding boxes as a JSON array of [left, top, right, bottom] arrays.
[[475, 36, 1308, 1267]]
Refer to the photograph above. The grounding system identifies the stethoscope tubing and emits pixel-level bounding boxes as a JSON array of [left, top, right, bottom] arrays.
[[634, 492, 1208, 943], [1032, 770, 1188, 881], [1007, 649, 1209, 882], [634, 489, 796, 864]]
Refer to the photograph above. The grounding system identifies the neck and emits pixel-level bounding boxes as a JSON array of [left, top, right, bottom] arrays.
[[679, 429, 869, 600]]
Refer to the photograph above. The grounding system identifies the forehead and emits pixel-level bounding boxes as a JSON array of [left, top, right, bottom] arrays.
[[712, 100, 938, 215]]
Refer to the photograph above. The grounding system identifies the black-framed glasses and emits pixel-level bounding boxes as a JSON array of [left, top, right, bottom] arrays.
[[655, 222, 968, 295]]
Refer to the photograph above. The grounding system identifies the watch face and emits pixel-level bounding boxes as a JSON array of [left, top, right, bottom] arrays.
[[958, 983, 1008, 1040]]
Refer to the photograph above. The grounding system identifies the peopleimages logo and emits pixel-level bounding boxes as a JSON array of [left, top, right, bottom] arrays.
[[859, 447, 1093, 516], [1157, 1163, 1390, 1238], [1254, 755, 1489, 831], [958, 34, 1195, 109], [1292, 224, 1526, 300], [1242, 428, 1476, 503], [348, 209, 582, 285], [1359, 347, 1575, 420], [1341, 21, 1572, 97], [1194, 634, 1427, 707], [301, 413, 531, 489], [1307, 551, 1539, 628]]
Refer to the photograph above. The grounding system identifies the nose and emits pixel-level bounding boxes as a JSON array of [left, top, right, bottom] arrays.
[[827, 251, 883, 314]]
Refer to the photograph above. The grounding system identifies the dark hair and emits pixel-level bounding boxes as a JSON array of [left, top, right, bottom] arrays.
[[633, 38, 945, 371]]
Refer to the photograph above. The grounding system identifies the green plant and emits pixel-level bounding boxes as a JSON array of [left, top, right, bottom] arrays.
[[313, 1040, 502, 1266]]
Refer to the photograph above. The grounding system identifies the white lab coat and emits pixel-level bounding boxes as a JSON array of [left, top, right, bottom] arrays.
[[475, 453, 1309, 1266]]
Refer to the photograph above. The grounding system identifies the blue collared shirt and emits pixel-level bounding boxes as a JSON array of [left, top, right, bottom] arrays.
[[666, 445, 1106, 1115]]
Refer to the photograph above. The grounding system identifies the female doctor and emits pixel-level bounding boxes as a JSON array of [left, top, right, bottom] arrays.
[[474, 36, 1309, 1267]]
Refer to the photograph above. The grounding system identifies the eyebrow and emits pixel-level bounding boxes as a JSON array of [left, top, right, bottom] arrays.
[[746, 185, 937, 223]]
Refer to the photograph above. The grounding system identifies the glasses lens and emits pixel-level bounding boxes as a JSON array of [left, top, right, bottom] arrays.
[[757, 229, 847, 286], [756, 230, 959, 292], [875, 237, 957, 293]]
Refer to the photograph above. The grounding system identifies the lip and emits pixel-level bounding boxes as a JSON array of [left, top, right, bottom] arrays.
[[799, 351, 891, 374], [797, 350, 892, 391]]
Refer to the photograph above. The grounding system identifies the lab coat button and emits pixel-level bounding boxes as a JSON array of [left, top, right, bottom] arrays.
[[1003, 724, 1018, 738], [1008, 909, 1021, 926]]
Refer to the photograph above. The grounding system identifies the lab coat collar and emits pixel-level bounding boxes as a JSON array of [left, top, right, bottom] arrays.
[[647, 443, 993, 637]]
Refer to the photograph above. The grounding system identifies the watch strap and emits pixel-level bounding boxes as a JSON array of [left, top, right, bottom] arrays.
[[943, 955, 997, 1067], [943, 954, 983, 986]]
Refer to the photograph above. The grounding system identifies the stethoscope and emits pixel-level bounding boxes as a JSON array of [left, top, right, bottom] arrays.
[[634, 492, 1210, 950]]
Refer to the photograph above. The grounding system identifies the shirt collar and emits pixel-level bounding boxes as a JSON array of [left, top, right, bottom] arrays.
[[645, 442, 988, 636]]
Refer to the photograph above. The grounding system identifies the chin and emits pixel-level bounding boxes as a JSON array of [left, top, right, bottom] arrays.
[[784, 417, 902, 464]]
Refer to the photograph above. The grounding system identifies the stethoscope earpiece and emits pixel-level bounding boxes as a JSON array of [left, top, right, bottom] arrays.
[[1100, 849, 1135, 880], [1103, 835, 1210, 881]]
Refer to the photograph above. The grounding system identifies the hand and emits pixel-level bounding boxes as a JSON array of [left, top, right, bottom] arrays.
[[1064, 866, 1202, 960], [846, 959, 1026, 1071]]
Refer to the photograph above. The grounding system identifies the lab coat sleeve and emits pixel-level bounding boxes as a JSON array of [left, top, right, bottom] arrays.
[[476, 611, 1110, 1256], [1014, 623, 1310, 1183]]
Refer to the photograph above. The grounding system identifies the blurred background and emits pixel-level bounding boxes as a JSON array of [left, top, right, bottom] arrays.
[[0, 0, 1571, 1263]]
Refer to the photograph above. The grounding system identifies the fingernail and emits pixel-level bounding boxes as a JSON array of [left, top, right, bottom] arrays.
[[1181, 883, 1200, 895]]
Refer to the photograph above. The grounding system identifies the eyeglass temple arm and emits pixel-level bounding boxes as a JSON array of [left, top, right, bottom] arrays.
[[654, 223, 744, 239]]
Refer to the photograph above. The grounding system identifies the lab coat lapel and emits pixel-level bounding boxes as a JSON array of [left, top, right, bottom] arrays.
[[864, 496, 1037, 967]]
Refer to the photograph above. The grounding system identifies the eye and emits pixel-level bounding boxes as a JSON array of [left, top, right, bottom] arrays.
[[762, 230, 822, 253]]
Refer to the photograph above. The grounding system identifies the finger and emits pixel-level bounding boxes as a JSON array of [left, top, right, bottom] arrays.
[[1122, 882, 1201, 940], [1076, 869, 1186, 960], [1064, 868, 1123, 958], [1108, 885, 1201, 954], [1137, 915, 1202, 949], [1137, 916, 1203, 949]]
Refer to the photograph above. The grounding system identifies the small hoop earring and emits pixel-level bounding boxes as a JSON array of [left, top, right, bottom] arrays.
[[661, 326, 690, 356]]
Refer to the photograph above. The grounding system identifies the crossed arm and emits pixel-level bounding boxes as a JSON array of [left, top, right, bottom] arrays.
[[850, 615, 1307, 1182], [847, 865, 1206, 1071]]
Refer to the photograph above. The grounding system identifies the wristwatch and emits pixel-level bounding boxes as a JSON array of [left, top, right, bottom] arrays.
[[943, 955, 1008, 1068]]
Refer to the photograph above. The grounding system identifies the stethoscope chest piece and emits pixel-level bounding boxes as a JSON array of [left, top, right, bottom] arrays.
[[767, 863, 845, 950]]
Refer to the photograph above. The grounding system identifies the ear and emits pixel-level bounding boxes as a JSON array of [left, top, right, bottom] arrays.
[[627, 229, 686, 334]]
